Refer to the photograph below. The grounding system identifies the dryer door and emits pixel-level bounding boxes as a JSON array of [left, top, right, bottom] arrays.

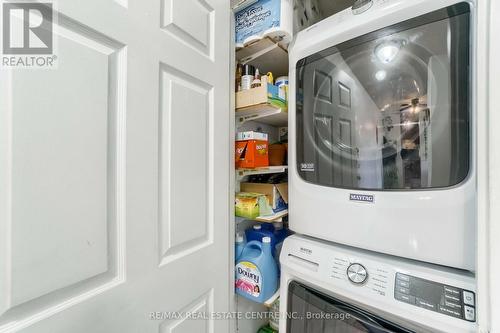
[[295, 2, 471, 190], [287, 281, 414, 333]]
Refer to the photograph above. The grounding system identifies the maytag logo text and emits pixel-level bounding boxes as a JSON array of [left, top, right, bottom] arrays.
[[349, 193, 375, 203]]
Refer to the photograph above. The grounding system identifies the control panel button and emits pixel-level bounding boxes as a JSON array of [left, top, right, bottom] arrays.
[[395, 292, 415, 304], [463, 291, 475, 306], [444, 293, 461, 303], [444, 301, 462, 310], [396, 273, 410, 282], [416, 298, 437, 311], [444, 286, 461, 296], [444, 295, 462, 307], [347, 263, 368, 284], [464, 305, 475, 322], [438, 305, 463, 319], [396, 286, 410, 295], [396, 280, 410, 288]]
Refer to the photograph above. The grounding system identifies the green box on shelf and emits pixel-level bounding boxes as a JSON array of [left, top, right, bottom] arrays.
[[235, 192, 273, 219]]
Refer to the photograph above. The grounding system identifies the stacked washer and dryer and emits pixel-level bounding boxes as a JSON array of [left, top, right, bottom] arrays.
[[280, 0, 478, 332]]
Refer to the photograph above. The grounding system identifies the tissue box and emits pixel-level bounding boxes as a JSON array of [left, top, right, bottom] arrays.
[[235, 192, 273, 218], [240, 182, 288, 214]]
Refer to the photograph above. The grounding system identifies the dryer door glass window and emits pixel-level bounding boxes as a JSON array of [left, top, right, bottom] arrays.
[[287, 281, 414, 333], [295, 3, 470, 190]]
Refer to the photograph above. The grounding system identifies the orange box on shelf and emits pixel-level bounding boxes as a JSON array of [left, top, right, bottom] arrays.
[[235, 140, 269, 169]]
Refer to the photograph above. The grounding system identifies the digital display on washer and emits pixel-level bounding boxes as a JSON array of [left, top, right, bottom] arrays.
[[394, 273, 476, 322]]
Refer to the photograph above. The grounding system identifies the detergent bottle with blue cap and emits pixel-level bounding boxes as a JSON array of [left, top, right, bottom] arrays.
[[246, 224, 289, 259], [245, 224, 275, 247], [235, 236, 278, 303]]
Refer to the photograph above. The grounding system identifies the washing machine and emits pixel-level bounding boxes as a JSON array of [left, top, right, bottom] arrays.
[[279, 235, 477, 333], [288, 0, 477, 270]]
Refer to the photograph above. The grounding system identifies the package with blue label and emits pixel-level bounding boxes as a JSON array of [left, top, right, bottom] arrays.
[[235, 192, 274, 219], [240, 182, 288, 214], [234, 0, 293, 48], [237, 131, 268, 141], [236, 79, 287, 110]]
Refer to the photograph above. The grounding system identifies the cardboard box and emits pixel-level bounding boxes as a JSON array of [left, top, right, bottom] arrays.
[[235, 140, 269, 169], [235, 192, 273, 218], [236, 80, 287, 110], [240, 182, 288, 214]]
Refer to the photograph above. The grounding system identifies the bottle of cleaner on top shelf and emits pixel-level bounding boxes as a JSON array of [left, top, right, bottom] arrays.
[[235, 237, 278, 303]]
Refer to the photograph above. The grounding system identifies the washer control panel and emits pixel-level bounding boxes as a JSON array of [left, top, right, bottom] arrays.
[[281, 235, 477, 333], [331, 257, 389, 297], [394, 273, 476, 322], [347, 263, 368, 284]]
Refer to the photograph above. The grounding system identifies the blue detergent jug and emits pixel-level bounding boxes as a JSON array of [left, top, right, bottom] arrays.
[[246, 224, 289, 259], [246, 224, 273, 242], [235, 233, 246, 261], [235, 237, 278, 303], [246, 224, 278, 257], [273, 223, 289, 245]]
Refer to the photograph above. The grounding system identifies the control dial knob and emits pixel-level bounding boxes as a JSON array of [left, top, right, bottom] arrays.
[[351, 0, 373, 15], [347, 263, 368, 284]]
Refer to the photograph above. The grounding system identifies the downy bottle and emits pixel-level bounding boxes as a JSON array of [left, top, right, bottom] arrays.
[[235, 236, 278, 303]]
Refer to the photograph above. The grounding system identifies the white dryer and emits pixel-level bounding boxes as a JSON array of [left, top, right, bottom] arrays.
[[288, 0, 477, 270], [279, 235, 477, 333]]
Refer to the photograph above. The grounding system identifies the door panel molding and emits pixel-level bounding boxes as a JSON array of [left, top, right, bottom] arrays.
[[161, 0, 215, 60], [158, 63, 215, 267], [0, 11, 128, 332]]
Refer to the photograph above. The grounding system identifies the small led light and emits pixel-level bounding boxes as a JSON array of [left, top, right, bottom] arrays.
[[403, 121, 413, 129], [375, 70, 386, 81], [375, 41, 401, 64]]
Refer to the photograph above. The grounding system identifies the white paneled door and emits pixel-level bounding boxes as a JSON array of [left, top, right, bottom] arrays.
[[0, 0, 231, 332]]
